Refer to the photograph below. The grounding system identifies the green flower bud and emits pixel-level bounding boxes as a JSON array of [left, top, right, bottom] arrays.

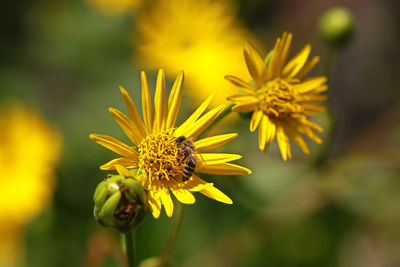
[[318, 7, 355, 47], [93, 174, 147, 233]]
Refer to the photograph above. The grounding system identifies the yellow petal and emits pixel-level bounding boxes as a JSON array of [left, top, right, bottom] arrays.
[[244, 42, 266, 87], [227, 94, 258, 103], [186, 104, 225, 139], [196, 163, 251, 175], [194, 133, 238, 152], [298, 126, 322, 144], [194, 175, 232, 204], [275, 32, 293, 74], [267, 35, 283, 80], [232, 101, 258, 113], [276, 126, 292, 161], [109, 108, 142, 145], [148, 190, 161, 219], [153, 69, 167, 132], [115, 164, 135, 177], [296, 76, 327, 93], [119, 86, 146, 138], [224, 75, 254, 91], [287, 129, 310, 154], [174, 91, 215, 137], [199, 153, 242, 166], [282, 44, 311, 78], [166, 71, 184, 130], [250, 109, 263, 132], [159, 181, 174, 217], [184, 175, 214, 192], [100, 157, 138, 170], [169, 181, 195, 204], [141, 71, 154, 133], [295, 56, 320, 79], [90, 134, 137, 158]]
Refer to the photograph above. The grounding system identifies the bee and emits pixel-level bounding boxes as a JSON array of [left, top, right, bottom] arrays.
[[175, 136, 201, 182]]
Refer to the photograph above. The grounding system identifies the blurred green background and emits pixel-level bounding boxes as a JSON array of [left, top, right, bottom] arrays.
[[1, 0, 399, 266]]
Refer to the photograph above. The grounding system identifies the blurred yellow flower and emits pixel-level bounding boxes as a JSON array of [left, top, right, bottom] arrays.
[[226, 32, 328, 160], [136, 0, 251, 106], [0, 103, 62, 265], [88, 0, 143, 15], [90, 70, 251, 218]]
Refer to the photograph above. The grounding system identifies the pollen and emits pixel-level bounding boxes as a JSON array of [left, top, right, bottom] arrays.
[[137, 131, 184, 182], [257, 78, 304, 117]]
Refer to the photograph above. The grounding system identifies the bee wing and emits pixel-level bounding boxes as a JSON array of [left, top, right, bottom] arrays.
[[195, 150, 208, 169]]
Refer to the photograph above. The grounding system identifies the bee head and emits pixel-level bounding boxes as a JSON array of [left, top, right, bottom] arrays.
[[175, 136, 186, 146]]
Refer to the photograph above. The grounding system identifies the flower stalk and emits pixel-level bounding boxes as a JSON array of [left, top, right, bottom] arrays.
[[158, 202, 183, 266]]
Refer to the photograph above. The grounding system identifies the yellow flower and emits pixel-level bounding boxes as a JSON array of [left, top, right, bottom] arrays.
[[88, 0, 143, 15], [136, 0, 251, 106], [90, 70, 251, 218], [226, 32, 328, 160], [0, 103, 61, 265]]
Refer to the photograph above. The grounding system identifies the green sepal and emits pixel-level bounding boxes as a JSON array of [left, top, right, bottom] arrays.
[[99, 191, 121, 218], [94, 184, 109, 208]]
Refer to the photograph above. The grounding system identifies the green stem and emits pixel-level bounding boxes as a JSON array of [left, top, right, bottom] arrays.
[[123, 230, 137, 267], [198, 104, 234, 139], [158, 202, 184, 266]]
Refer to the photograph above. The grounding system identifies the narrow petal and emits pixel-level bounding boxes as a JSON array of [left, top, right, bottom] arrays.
[[109, 108, 142, 145], [100, 157, 138, 170], [148, 190, 162, 219], [258, 115, 267, 151], [295, 56, 320, 79], [90, 134, 137, 158], [276, 126, 292, 161], [250, 109, 263, 132], [286, 129, 310, 154], [267, 35, 283, 80], [119, 86, 146, 138], [184, 175, 214, 192], [174, 91, 215, 137], [186, 104, 225, 139], [296, 76, 327, 93], [159, 181, 174, 217], [115, 164, 136, 177], [232, 101, 258, 113], [275, 32, 292, 74], [224, 75, 254, 91], [198, 153, 242, 166], [282, 44, 311, 78], [227, 94, 258, 103], [153, 69, 167, 132], [141, 71, 154, 133], [191, 175, 232, 204], [196, 163, 251, 175], [169, 180, 196, 204], [194, 133, 238, 152], [166, 71, 184, 129]]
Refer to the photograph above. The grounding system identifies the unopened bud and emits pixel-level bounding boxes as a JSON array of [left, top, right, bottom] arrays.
[[318, 7, 355, 47], [93, 174, 147, 233]]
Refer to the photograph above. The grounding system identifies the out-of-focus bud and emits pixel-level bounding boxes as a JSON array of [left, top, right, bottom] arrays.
[[318, 7, 355, 47], [93, 174, 147, 233]]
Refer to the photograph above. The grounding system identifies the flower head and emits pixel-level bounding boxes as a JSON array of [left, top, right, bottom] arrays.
[[0, 103, 61, 265], [136, 0, 251, 106], [90, 70, 251, 218], [226, 32, 328, 160], [94, 165, 147, 233]]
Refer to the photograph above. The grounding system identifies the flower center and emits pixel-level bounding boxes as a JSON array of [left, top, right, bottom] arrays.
[[257, 78, 304, 117], [137, 131, 185, 182]]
